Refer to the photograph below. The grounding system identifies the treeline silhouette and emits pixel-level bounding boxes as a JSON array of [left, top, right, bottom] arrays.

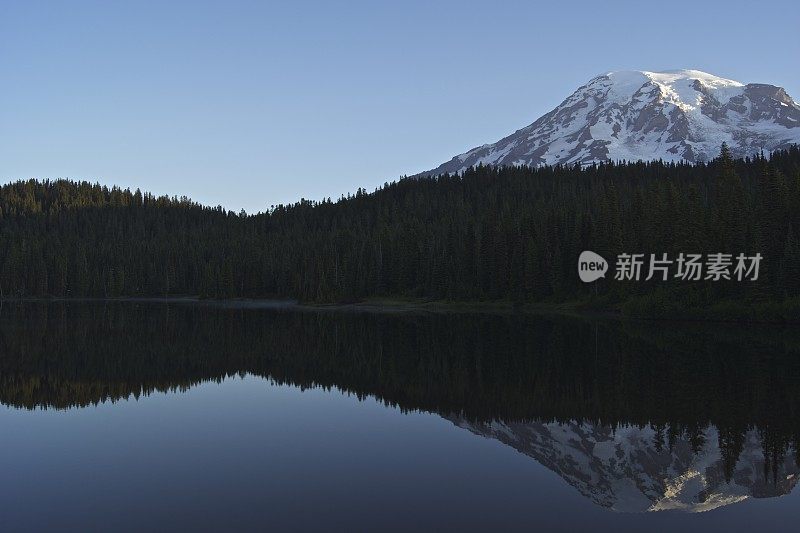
[[1, 146, 799, 317], [1, 301, 798, 480]]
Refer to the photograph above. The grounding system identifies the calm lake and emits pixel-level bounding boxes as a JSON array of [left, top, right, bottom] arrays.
[[0, 302, 798, 532]]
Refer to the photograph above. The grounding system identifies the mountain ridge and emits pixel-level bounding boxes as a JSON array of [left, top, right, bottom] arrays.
[[450, 418, 799, 514], [422, 69, 800, 176]]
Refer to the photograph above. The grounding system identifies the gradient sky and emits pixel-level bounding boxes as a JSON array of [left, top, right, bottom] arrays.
[[2, 0, 798, 213]]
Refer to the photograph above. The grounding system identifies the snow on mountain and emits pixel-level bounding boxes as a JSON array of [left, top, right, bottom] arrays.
[[449, 417, 798, 513], [423, 70, 800, 175]]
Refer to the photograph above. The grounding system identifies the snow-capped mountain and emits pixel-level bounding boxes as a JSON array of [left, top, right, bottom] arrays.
[[424, 70, 800, 175], [449, 417, 798, 513]]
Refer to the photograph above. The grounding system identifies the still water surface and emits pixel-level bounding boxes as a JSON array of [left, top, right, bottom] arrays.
[[0, 302, 798, 532]]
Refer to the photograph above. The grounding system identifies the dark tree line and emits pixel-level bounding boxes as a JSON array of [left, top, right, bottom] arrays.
[[1, 146, 799, 316]]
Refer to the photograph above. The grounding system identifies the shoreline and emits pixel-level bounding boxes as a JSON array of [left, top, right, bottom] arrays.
[[2, 296, 799, 325]]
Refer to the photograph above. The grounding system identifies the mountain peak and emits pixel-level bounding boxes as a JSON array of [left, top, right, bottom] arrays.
[[423, 69, 800, 175], [452, 418, 799, 514], [604, 69, 743, 86]]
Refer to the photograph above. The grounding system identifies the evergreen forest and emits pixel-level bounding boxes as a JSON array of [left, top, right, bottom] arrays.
[[1, 145, 799, 319]]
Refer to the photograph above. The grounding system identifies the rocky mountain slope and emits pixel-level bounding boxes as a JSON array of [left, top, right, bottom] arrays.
[[424, 70, 800, 175], [450, 417, 798, 513]]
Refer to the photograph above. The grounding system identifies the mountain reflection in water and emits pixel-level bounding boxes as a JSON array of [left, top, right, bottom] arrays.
[[0, 301, 798, 514]]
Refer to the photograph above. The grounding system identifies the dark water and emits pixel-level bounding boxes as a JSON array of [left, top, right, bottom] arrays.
[[1, 302, 799, 532]]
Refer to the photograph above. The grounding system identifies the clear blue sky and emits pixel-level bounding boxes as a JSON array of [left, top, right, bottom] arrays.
[[2, 0, 798, 213]]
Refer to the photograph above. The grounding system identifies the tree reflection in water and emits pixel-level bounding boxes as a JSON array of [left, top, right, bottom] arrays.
[[0, 301, 797, 512]]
